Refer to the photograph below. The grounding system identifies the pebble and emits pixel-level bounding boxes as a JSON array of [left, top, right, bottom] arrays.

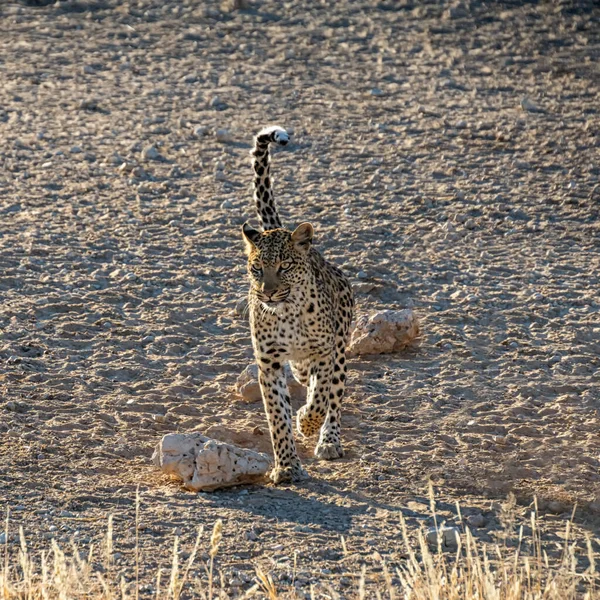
[[70, 145, 82, 154], [141, 145, 161, 161], [548, 355, 562, 365], [357, 270, 368, 279], [520, 97, 544, 113], [220, 200, 233, 209], [426, 525, 460, 548], [0, 533, 6, 544], [215, 171, 227, 182], [215, 129, 232, 143], [194, 125, 209, 137], [209, 96, 228, 110], [465, 513, 486, 528]]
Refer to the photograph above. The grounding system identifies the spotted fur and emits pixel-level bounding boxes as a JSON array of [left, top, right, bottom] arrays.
[[242, 126, 354, 484]]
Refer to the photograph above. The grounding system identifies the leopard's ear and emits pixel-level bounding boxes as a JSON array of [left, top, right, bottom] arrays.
[[242, 222, 261, 254], [291, 222, 313, 251]]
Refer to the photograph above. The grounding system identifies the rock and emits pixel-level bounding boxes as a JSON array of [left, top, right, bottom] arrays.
[[194, 125, 209, 137], [152, 433, 272, 492], [215, 128, 232, 143], [210, 96, 228, 111], [520, 97, 544, 114], [235, 363, 305, 403], [465, 513, 486, 528], [446, 5, 468, 19], [348, 309, 420, 356], [426, 525, 460, 548], [141, 145, 161, 161]]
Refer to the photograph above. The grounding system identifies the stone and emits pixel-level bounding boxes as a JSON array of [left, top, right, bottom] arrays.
[[465, 513, 486, 528], [141, 145, 161, 161], [348, 309, 420, 356], [194, 125, 209, 137], [426, 525, 460, 548], [520, 97, 544, 113], [235, 363, 305, 403], [152, 433, 272, 492], [215, 128, 232, 143]]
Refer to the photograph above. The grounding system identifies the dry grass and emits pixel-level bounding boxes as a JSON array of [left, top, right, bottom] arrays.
[[1, 491, 598, 600]]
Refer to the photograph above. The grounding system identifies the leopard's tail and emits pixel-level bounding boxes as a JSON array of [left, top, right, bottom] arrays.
[[252, 126, 289, 231]]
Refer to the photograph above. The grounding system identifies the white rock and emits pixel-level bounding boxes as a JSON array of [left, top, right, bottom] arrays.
[[215, 128, 232, 143], [194, 125, 209, 137], [141, 145, 161, 161], [520, 97, 544, 113], [426, 526, 460, 548], [236, 363, 305, 403], [152, 433, 272, 492], [348, 309, 420, 356]]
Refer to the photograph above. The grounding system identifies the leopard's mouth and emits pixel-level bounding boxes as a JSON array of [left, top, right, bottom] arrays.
[[256, 288, 291, 306]]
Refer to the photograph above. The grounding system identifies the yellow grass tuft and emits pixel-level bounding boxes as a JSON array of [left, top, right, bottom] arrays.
[[0, 494, 598, 599]]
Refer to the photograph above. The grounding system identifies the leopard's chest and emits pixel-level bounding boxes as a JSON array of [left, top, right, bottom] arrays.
[[251, 303, 334, 359]]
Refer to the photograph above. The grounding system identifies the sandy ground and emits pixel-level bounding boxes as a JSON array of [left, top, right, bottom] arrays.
[[1, 0, 600, 596]]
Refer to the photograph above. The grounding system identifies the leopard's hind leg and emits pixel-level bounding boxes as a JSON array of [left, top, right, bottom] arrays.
[[314, 347, 346, 460], [296, 358, 330, 439], [289, 359, 310, 387]]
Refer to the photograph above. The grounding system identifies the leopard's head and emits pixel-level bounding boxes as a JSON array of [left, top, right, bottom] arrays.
[[242, 222, 313, 310]]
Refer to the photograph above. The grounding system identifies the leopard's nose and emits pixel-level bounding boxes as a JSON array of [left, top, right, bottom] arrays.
[[261, 283, 277, 296]]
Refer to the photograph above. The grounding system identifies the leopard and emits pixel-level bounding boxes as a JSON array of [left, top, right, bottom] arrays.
[[241, 126, 354, 484]]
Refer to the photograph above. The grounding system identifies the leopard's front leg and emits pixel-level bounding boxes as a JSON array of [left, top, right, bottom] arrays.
[[258, 360, 308, 484]]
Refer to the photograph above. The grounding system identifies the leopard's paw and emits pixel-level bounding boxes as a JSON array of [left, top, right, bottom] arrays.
[[270, 462, 309, 484], [315, 440, 344, 461], [296, 405, 322, 438]]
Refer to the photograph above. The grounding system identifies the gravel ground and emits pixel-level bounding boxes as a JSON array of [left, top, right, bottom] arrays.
[[1, 0, 599, 596]]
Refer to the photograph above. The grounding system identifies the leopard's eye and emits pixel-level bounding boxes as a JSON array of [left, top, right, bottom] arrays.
[[251, 262, 263, 274], [279, 261, 293, 271]]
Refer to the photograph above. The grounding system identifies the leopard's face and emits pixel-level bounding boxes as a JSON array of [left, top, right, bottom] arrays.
[[242, 224, 313, 310]]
